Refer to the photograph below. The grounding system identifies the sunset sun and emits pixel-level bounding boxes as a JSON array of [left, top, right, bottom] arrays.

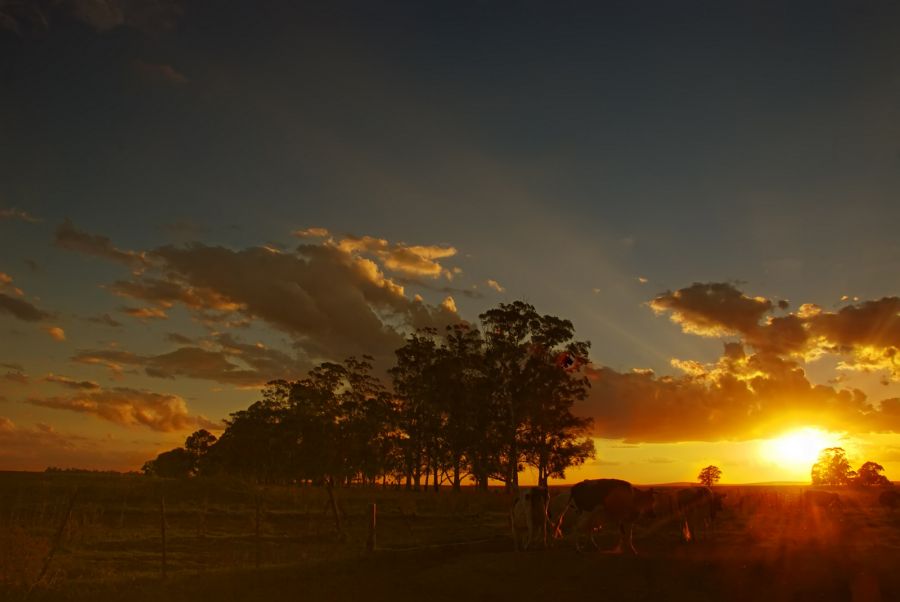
[[761, 428, 839, 468]]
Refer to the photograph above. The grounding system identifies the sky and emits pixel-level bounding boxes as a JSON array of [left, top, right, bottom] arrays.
[[1, 0, 899, 484]]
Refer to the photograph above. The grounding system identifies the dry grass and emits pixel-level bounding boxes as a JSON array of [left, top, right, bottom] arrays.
[[2, 473, 899, 601]]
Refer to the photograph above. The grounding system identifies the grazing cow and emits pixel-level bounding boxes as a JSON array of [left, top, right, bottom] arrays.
[[802, 490, 843, 515], [675, 487, 725, 542], [879, 489, 900, 510], [547, 490, 576, 541], [568, 479, 655, 554], [510, 486, 550, 551]]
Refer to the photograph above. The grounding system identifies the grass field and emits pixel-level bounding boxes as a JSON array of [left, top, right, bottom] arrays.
[[2, 472, 899, 601]]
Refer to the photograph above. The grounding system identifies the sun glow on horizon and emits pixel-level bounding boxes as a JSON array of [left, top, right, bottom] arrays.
[[759, 427, 841, 470]]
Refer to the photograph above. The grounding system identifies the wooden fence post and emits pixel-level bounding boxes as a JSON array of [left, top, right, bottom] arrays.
[[255, 492, 261, 571], [26, 487, 78, 597], [160, 493, 167, 579], [366, 503, 377, 553], [325, 479, 344, 541]]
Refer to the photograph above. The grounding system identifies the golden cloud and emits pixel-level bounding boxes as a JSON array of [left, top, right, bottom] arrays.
[[44, 326, 66, 341], [28, 386, 219, 433], [44, 374, 101, 390], [650, 282, 900, 381], [650, 282, 773, 338], [335, 235, 458, 279], [486, 279, 505, 293], [121, 306, 168, 320], [579, 346, 900, 443]]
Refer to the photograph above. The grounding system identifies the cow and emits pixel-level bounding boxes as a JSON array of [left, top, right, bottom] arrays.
[[879, 489, 900, 510], [510, 486, 550, 551], [802, 490, 843, 516], [567, 479, 655, 554], [674, 487, 725, 542], [547, 490, 575, 541]]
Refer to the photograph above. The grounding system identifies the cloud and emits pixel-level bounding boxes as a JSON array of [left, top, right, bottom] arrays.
[[121, 306, 168, 320], [3, 368, 28, 384], [807, 297, 900, 376], [0, 207, 40, 222], [578, 346, 900, 443], [109, 277, 240, 311], [335, 235, 458, 279], [0, 292, 49, 322], [55, 219, 147, 269], [28, 386, 219, 433], [486, 279, 505, 293], [440, 295, 457, 314], [145, 241, 458, 363], [133, 60, 188, 85], [44, 326, 66, 341], [292, 227, 330, 238], [72, 333, 307, 387], [53, 223, 461, 364], [86, 313, 122, 328], [650, 282, 900, 379], [650, 282, 774, 338], [165, 332, 193, 345], [44, 374, 100, 390]]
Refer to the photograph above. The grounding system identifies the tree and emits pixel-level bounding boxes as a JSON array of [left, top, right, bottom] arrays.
[[811, 447, 856, 486], [480, 301, 595, 489], [390, 329, 443, 490], [144, 448, 194, 478], [698, 465, 722, 487], [856, 461, 891, 486]]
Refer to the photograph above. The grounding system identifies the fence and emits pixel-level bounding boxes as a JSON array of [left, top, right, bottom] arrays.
[[0, 472, 513, 594]]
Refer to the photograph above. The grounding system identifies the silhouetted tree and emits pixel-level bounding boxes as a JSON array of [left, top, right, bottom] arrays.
[[698, 465, 722, 487], [811, 447, 856, 486], [856, 461, 890, 486], [480, 301, 594, 489], [144, 448, 194, 478], [141, 300, 599, 491], [391, 329, 443, 490]]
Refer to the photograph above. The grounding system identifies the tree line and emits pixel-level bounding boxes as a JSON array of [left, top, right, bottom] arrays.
[[811, 447, 893, 487], [142, 301, 596, 490]]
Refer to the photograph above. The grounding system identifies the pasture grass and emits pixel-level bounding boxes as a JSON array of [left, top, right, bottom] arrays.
[[2, 473, 898, 601]]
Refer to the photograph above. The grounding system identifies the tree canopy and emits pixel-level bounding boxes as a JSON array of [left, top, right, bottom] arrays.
[[143, 301, 596, 489], [698, 465, 722, 487]]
